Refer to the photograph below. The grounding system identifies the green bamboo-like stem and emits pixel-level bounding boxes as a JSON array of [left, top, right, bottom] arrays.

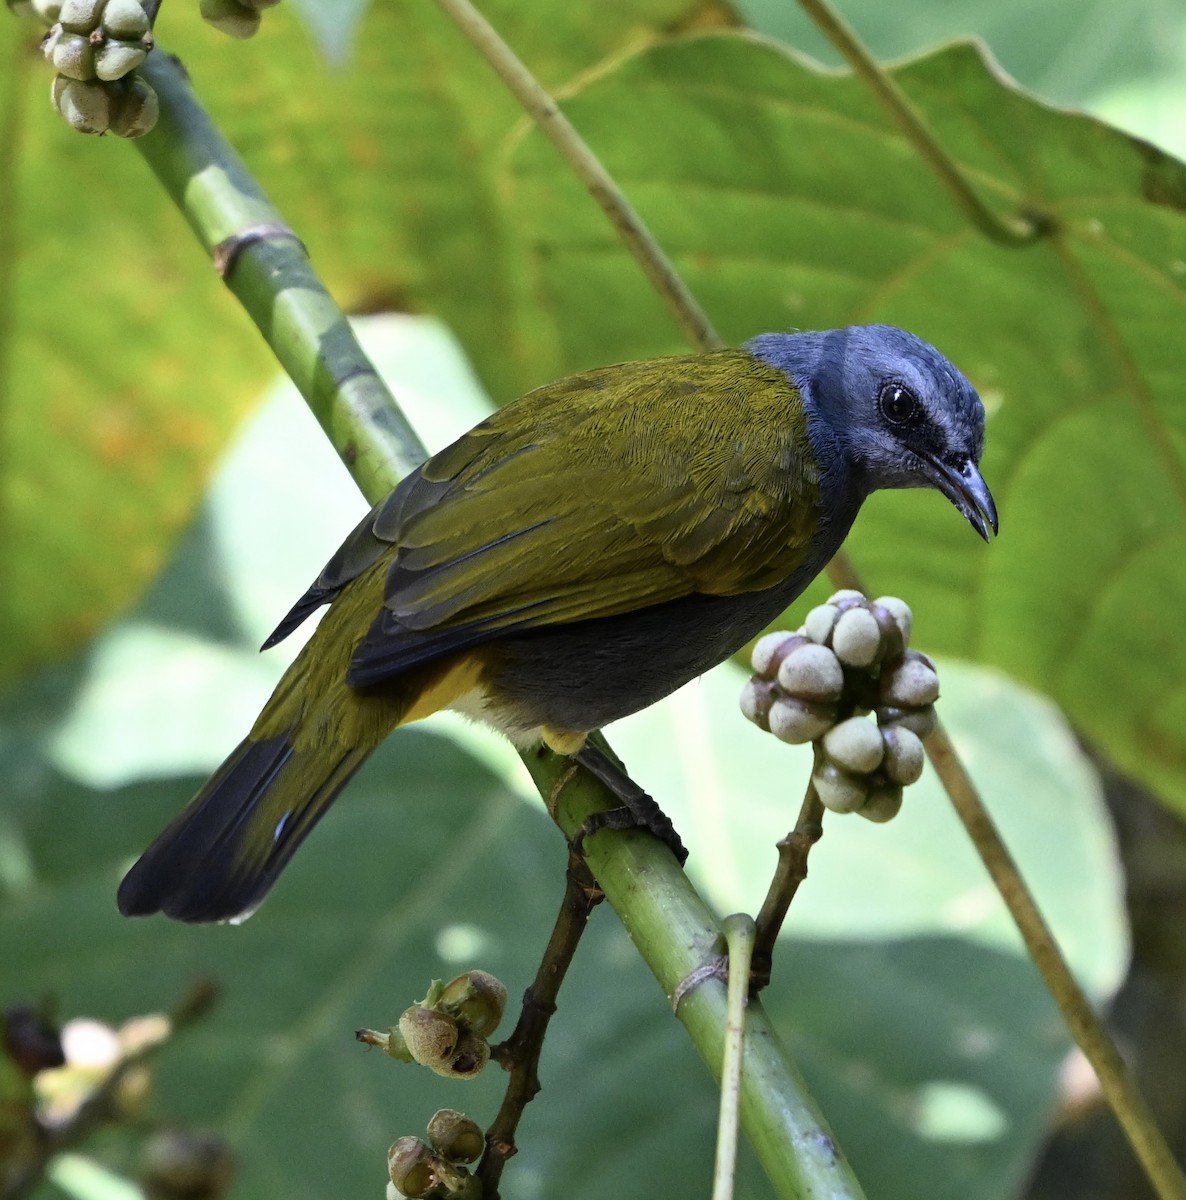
[[430, 9, 1186, 1197], [713, 914, 756, 1200], [130, 48, 862, 1200], [796, 0, 1046, 246], [136, 55, 429, 500], [523, 749, 866, 1200]]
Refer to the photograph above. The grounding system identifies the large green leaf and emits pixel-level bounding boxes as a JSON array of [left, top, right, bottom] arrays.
[[502, 32, 1186, 811], [0, 0, 703, 687]]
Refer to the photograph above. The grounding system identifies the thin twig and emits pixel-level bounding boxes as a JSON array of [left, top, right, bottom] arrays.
[[925, 726, 1186, 1200], [479, 855, 603, 1198], [429, 0, 724, 353], [713, 914, 755, 1200], [751, 771, 826, 992], [796, 0, 1047, 246]]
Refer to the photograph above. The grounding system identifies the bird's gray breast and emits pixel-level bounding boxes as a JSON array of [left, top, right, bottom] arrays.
[[478, 500, 861, 735]]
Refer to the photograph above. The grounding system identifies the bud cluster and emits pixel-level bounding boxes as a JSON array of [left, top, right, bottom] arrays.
[[358, 970, 507, 1081], [740, 590, 938, 822], [386, 1109, 484, 1199], [33, 0, 158, 136]]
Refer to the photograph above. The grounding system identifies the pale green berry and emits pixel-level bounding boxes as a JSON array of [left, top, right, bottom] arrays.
[[199, 0, 260, 37], [776, 643, 844, 701], [52, 75, 110, 133], [768, 696, 834, 745], [426, 1109, 484, 1164], [100, 0, 148, 37], [739, 678, 776, 730], [879, 705, 938, 739], [826, 589, 866, 607], [57, 0, 104, 32], [873, 595, 912, 646], [397, 1006, 458, 1071], [437, 970, 507, 1039], [750, 631, 805, 679], [387, 1137, 435, 1199], [50, 32, 96, 80], [108, 74, 157, 137], [880, 652, 940, 707], [812, 762, 869, 813], [432, 1032, 489, 1080], [822, 717, 884, 774], [881, 725, 924, 785], [803, 603, 839, 645], [831, 606, 882, 668], [94, 39, 145, 80], [859, 786, 904, 823]]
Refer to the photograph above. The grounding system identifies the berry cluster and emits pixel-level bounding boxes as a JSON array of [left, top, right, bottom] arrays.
[[359, 970, 507, 1082], [740, 590, 939, 822], [39, 0, 158, 135], [387, 1109, 484, 1200]]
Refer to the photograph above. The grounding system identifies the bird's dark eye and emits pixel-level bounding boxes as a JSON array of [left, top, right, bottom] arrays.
[[878, 382, 921, 426]]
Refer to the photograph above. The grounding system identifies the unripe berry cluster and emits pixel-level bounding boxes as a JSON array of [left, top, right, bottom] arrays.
[[37, 0, 158, 136], [387, 1109, 484, 1200], [359, 970, 507, 1081], [740, 590, 939, 822]]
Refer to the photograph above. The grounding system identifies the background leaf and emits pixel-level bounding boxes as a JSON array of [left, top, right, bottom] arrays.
[[0, 0, 707, 687], [502, 33, 1186, 813]]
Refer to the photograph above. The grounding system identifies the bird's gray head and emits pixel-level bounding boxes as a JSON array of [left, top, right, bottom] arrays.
[[746, 324, 998, 541]]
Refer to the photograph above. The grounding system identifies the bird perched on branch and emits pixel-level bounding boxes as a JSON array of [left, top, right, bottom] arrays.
[[118, 324, 997, 923]]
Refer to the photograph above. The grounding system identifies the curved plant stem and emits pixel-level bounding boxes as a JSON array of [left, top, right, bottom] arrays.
[[926, 725, 1186, 1200], [713, 914, 756, 1200], [796, 0, 1047, 246], [136, 54, 430, 501], [429, 0, 724, 353]]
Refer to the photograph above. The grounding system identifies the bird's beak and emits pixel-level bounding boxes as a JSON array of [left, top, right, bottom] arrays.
[[923, 453, 999, 542]]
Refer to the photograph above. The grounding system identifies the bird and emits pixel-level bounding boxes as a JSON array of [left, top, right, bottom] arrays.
[[117, 324, 997, 923]]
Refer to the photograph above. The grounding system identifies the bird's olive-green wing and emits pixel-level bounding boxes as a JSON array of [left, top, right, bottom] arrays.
[[347, 350, 822, 685]]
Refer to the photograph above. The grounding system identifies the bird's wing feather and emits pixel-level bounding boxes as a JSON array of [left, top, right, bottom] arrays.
[[347, 351, 821, 686]]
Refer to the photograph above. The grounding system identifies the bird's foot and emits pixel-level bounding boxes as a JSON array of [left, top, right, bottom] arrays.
[[570, 743, 688, 864]]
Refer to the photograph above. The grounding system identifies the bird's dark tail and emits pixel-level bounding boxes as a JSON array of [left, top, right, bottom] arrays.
[[116, 732, 371, 923]]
